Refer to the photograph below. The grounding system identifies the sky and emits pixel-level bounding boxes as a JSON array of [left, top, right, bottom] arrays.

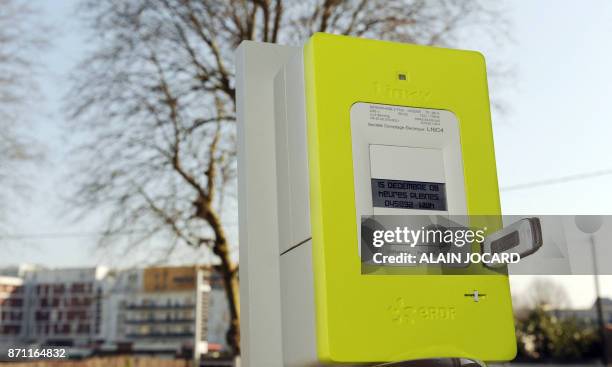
[[2, 0, 612, 309], [465, 0, 612, 308], [1, 0, 218, 267]]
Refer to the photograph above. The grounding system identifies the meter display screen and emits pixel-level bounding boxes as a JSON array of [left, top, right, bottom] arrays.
[[371, 178, 447, 211]]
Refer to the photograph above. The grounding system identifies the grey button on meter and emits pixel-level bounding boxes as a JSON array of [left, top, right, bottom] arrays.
[[481, 217, 543, 269], [464, 290, 486, 302]]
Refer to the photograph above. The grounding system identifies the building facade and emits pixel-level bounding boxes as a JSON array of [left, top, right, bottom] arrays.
[[0, 276, 26, 342], [23, 267, 109, 347], [114, 266, 210, 357], [0, 265, 229, 358]]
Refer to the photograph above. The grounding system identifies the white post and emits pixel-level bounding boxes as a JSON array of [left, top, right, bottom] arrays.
[[235, 41, 300, 367]]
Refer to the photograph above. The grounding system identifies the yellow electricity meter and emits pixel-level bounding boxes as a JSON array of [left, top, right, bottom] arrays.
[[237, 33, 516, 367]]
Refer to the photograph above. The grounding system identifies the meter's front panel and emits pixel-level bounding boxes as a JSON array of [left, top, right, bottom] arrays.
[[303, 33, 516, 364]]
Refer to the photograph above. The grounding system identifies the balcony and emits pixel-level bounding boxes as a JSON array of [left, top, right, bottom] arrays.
[[123, 304, 195, 310], [0, 319, 23, 325], [123, 318, 195, 324], [125, 332, 194, 339]]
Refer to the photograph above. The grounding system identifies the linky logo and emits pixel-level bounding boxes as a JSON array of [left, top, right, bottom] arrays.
[[373, 82, 432, 102]]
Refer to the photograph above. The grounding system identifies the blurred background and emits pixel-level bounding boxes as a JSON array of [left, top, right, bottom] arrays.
[[1, 0, 611, 366]]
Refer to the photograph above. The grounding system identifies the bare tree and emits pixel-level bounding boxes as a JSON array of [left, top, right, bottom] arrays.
[[67, 0, 508, 353], [524, 278, 571, 310], [0, 0, 45, 225]]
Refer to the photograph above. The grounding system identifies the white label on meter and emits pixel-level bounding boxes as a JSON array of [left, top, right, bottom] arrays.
[[350, 102, 468, 253]]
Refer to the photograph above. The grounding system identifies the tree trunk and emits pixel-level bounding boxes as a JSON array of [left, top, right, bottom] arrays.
[[201, 205, 241, 354]]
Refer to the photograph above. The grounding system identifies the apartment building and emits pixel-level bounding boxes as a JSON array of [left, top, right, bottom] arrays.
[[23, 267, 109, 347], [0, 264, 229, 357], [0, 276, 26, 341], [114, 266, 210, 356]]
